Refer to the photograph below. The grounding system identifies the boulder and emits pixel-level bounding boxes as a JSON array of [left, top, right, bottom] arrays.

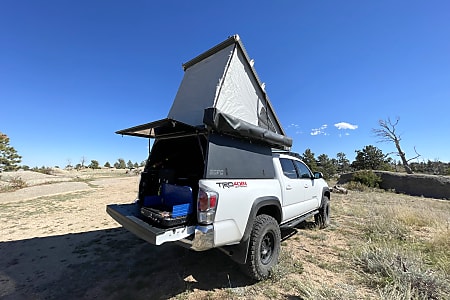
[[338, 171, 450, 199]]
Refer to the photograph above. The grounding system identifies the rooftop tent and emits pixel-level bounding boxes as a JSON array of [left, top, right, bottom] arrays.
[[116, 35, 292, 149], [168, 34, 287, 136]]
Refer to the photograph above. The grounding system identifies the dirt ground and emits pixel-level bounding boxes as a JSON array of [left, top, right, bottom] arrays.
[[0, 170, 370, 299], [0, 171, 253, 300]]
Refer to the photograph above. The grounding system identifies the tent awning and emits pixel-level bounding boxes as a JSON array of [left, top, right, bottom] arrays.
[[203, 108, 292, 149], [115, 119, 206, 139], [117, 108, 292, 149]]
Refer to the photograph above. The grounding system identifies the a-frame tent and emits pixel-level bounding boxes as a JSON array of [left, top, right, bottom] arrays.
[[117, 35, 292, 149]]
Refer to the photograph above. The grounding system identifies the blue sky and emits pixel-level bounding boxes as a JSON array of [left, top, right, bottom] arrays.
[[1, 1, 449, 168]]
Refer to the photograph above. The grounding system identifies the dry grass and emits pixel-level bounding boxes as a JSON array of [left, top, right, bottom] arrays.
[[1, 172, 449, 299], [334, 191, 450, 300], [170, 189, 450, 299]]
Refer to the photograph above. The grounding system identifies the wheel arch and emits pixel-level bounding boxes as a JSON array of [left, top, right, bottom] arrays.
[[219, 196, 282, 264], [315, 187, 331, 229], [322, 187, 330, 206]]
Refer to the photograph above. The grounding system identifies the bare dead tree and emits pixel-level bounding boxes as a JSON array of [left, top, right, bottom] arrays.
[[372, 117, 420, 174], [80, 156, 87, 168]]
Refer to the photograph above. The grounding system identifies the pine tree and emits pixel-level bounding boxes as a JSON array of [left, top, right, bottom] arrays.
[[316, 154, 336, 180], [0, 132, 22, 171], [127, 160, 134, 169], [336, 152, 351, 173], [352, 145, 389, 170], [116, 158, 126, 169], [301, 149, 318, 172], [89, 160, 99, 169]]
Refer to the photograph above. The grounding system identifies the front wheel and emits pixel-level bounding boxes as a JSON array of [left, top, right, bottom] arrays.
[[315, 196, 330, 229], [244, 214, 281, 281]]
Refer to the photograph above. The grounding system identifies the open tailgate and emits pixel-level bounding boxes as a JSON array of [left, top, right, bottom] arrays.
[[106, 203, 195, 245]]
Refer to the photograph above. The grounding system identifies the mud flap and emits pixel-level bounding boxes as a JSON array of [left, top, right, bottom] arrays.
[[220, 238, 251, 264]]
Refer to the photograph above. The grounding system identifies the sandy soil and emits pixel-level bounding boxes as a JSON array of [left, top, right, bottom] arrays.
[[0, 170, 365, 300], [1, 172, 255, 299]]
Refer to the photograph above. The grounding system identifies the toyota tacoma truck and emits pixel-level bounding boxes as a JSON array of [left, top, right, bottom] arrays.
[[106, 116, 330, 280], [106, 35, 330, 280]]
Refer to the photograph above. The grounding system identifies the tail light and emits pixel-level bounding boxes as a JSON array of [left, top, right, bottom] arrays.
[[197, 188, 218, 224]]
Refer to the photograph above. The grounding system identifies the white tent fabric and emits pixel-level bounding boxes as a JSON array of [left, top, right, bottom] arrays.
[[167, 44, 234, 126], [167, 35, 285, 136], [215, 48, 259, 125]]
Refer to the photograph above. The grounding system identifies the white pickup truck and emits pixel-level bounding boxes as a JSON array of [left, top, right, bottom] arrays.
[[107, 118, 330, 280], [107, 35, 330, 280]]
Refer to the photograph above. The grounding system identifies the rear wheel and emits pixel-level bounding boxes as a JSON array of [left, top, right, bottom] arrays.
[[244, 214, 281, 280], [315, 196, 330, 229]]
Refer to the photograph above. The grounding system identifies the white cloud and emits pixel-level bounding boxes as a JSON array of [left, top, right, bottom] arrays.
[[287, 123, 303, 134], [310, 124, 328, 136], [338, 132, 351, 138], [334, 122, 358, 130]]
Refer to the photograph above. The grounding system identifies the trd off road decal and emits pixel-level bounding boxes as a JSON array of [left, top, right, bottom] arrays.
[[216, 181, 248, 188]]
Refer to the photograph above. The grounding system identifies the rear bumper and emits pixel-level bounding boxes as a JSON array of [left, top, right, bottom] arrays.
[[106, 203, 214, 250]]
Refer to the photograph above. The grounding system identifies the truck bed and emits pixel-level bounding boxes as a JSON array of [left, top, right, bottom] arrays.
[[106, 203, 195, 245]]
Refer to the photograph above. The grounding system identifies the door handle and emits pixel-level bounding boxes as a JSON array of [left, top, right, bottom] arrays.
[[286, 185, 293, 190], [304, 184, 309, 188]]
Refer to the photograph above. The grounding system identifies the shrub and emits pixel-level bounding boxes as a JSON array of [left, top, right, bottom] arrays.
[[346, 181, 369, 192], [0, 176, 27, 192], [354, 245, 449, 299], [363, 215, 409, 242], [424, 229, 450, 274], [9, 176, 27, 190], [351, 170, 382, 188]]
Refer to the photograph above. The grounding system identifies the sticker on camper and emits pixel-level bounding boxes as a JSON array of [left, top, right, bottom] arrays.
[[209, 169, 225, 176], [216, 181, 248, 189]]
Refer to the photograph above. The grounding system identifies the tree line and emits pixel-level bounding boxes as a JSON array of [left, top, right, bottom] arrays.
[[65, 156, 146, 170], [0, 131, 145, 172], [74, 158, 146, 170], [299, 146, 450, 180], [2, 117, 450, 178]]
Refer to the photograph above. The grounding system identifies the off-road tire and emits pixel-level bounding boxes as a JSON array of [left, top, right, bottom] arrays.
[[244, 214, 281, 281], [314, 196, 330, 229]]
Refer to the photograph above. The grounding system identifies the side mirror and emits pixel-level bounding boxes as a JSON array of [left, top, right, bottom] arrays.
[[314, 172, 323, 179]]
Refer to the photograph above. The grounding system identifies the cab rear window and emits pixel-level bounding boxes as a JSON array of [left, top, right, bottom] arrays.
[[280, 158, 297, 179]]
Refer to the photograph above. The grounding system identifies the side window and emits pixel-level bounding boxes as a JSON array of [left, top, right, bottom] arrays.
[[294, 161, 312, 179], [280, 158, 298, 179]]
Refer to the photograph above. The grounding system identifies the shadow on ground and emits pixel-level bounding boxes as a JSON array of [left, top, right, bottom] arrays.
[[0, 228, 253, 299]]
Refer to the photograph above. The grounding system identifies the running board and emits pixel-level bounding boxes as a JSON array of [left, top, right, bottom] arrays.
[[280, 210, 318, 229]]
